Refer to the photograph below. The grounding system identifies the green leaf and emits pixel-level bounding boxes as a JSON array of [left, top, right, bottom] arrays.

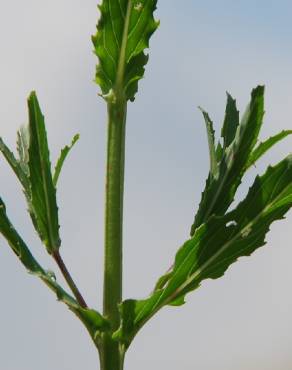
[[115, 155, 292, 347], [53, 134, 79, 186], [27, 92, 60, 254], [92, 0, 159, 101], [190, 86, 265, 234], [246, 130, 292, 169], [0, 128, 40, 237], [215, 141, 223, 162], [0, 197, 43, 272], [0, 197, 109, 340], [221, 93, 239, 147], [17, 125, 30, 176], [0, 136, 29, 190], [199, 107, 218, 178]]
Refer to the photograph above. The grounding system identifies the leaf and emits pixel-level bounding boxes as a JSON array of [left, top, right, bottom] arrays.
[[92, 0, 159, 101], [115, 155, 292, 347], [190, 86, 265, 234], [0, 128, 40, 236], [53, 134, 79, 186], [0, 197, 109, 341], [1, 132, 41, 247], [0, 198, 43, 272], [199, 107, 218, 178], [0, 136, 29, 190], [215, 141, 223, 162], [1, 94, 62, 253], [246, 130, 292, 169], [17, 124, 30, 176], [221, 93, 239, 147], [27, 92, 60, 254]]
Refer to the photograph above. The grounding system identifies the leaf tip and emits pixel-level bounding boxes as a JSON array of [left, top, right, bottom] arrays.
[[28, 90, 38, 102]]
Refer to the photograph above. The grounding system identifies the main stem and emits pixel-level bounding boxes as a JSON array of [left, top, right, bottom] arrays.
[[101, 98, 127, 370]]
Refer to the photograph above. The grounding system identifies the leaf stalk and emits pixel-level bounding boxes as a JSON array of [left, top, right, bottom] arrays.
[[53, 250, 87, 308]]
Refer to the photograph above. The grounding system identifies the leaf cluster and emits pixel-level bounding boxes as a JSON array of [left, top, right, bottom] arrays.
[[114, 86, 292, 348], [0, 0, 162, 353], [1, 0, 292, 361], [0, 93, 108, 346]]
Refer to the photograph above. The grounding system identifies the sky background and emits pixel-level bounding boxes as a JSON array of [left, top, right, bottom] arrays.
[[0, 1, 292, 369]]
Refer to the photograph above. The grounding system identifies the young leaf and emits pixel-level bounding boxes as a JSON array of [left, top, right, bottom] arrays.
[[115, 154, 292, 347], [199, 107, 218, 178], [215, 141, 223, 162], [27, 92, 60, 254], [0, 197, 109, 340], [17, 124, 30, 176], [0, 137, 29, 190], [53, 133, 79, 186], [92, 0, 159, 101], [0, 129, 42, 238], [246, 130, 292, 169], [190, 86, 265, 234], [221, 93, 239, 147]]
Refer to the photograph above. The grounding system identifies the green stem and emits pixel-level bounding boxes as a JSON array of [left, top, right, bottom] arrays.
[[100, 3, 131, 368], [101, 99, 127, 370]]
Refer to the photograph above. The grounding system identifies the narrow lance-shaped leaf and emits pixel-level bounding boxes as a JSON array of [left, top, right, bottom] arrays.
[[190, 86, 265, 234], [92, 0, 159, 101], [28, 92, 60, 254], [0, 197, 110, 341], [246, 130, 292, 169], [221, 92, 239, 147], [15, 125, 35, 214], [199, 107, 218, 178], [53, 134, 79, 186], [0, 137, 29, 190], [1, 124, 45, 243], [17, 124, 30, 176], [215, 141, 223, 163], [114, 155, 292, 348]]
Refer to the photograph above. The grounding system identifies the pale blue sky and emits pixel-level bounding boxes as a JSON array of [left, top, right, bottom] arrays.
[[0, 1, 291, 369]]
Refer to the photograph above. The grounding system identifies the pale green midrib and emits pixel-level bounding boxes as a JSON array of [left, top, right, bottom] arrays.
[[115, 0, 132, 95], [32, 103, 58, 251]]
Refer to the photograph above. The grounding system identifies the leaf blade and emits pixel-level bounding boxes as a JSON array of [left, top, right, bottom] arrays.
[[92, 0, 159, 101], [17, 124, 30, 176], [53, 134, 79, 186], [27, 92, 60, 253], [221, 93, 239, 147], [199, 107, 218, 178], [0, 137, 29, 190], [246, 130, 292, 169]]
